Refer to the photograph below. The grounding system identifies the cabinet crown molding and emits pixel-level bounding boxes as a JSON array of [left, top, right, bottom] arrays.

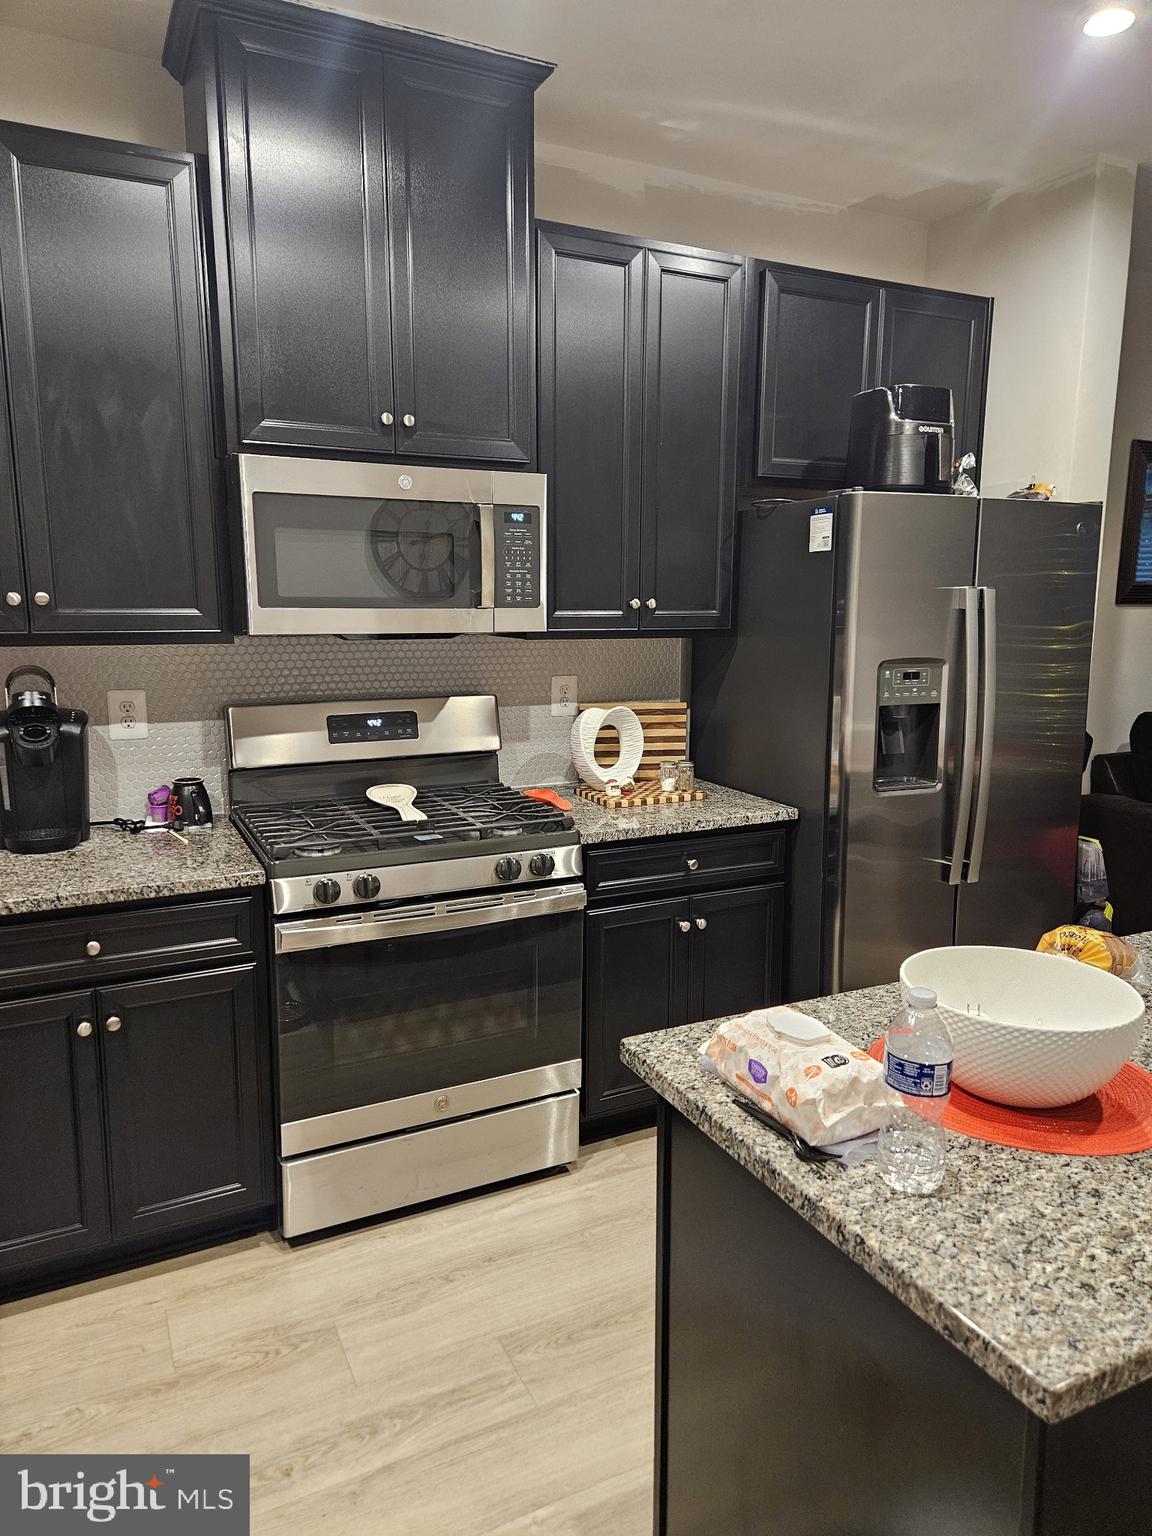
[[163, 0, 556, 87]]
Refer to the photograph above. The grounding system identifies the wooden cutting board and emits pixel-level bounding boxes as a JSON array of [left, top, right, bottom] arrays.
[[581, 700, 689, 783]]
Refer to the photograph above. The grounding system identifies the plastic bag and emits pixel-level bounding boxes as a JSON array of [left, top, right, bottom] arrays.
[[699, 1006, 898, 1147], [951, 451, 979, 496], [1037, 925, 1150, 991]]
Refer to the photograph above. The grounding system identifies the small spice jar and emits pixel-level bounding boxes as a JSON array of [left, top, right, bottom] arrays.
[[675, 759, 695, 793], [658, 760, 678, 793]]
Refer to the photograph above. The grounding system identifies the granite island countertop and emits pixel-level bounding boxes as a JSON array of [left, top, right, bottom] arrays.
[[621, 932, 1152, 1424], [565, 779, 797, 845], [0, 823, 265, 917]]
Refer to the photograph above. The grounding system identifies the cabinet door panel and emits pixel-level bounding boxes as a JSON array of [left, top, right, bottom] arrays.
[[584, 898, 690, 1122], [538, 226, 644, 630], [688, 884, 784, 1025], [641, 249, 742, 630], [218, 19, 393, 453], [100, 966, 269, 1239], [0, 990, 109, 1276], [756, 267, 879, 482], [386, 60, 533, 462], [878, 289, 990, 465], [0, 124, 221, 634], [0, 354, 26, 634]]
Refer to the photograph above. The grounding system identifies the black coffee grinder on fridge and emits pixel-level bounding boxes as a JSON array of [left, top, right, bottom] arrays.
[[0, 666, 90, 853]]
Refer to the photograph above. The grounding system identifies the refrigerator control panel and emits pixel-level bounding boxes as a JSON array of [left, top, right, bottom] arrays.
[[878, 662, 942, 705]]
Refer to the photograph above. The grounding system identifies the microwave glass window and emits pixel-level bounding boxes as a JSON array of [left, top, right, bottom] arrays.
[[253, 494, 478, 609]]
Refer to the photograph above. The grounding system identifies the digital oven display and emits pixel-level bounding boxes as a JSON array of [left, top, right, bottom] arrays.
[[327, 711, 419, 744]]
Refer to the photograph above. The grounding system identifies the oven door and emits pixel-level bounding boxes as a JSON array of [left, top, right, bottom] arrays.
[[274, 885, 585, 1155]]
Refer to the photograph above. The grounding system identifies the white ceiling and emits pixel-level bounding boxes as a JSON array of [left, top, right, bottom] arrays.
[[5, 0, 1152, 218]]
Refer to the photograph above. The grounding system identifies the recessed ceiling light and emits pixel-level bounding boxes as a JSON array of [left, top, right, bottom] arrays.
[[1082, 4, 1138, 36]]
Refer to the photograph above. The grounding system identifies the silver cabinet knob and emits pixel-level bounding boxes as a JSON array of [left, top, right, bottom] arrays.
[[646, 598, 657, 609], [686, 858, 700, 871], [678, 920, 692, 933], [629, 597, 641, 610], [76, 1020, 93, 1038], [402, 413, 416, 428], [33, 591, 50, 607], [380, 412, 394, 426], [104, 1015, 122, 1033], [4, 592, 20, 607], [85, 940, 101, 957], [696, 917, 708, 930]]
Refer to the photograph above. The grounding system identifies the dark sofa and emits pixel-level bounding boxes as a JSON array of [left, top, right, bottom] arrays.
[[1080, 717, 1152, 935]]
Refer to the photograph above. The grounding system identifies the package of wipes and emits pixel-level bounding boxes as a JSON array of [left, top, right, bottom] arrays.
[[699, 1006, 898, 1147]]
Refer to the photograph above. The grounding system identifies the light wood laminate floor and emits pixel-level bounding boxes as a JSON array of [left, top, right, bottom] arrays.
[[0, 1130, 657, 1534]]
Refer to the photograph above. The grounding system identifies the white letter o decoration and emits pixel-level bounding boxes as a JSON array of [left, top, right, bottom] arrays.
[[570, 706, 645, 789]]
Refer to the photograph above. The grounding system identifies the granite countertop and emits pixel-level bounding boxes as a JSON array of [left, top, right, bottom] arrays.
[[565, 779, 797, 845], [621, 932, 1152, 1425], [0, 823, 265, 917]]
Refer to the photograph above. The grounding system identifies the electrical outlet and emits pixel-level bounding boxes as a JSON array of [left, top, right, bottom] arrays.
[[551, 675, 578, 717], [107, 689, 149, 740]]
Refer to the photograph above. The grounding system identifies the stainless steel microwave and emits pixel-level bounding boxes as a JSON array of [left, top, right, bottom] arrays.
[[235, 455, 548, 635]]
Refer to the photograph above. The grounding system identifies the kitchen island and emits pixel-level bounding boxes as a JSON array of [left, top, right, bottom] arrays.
[[621, 932, 1152, 1536]]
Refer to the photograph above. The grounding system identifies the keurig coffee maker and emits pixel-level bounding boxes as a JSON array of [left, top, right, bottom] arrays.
[[0, 667, 90, 853], [846, 384, 955, 493]]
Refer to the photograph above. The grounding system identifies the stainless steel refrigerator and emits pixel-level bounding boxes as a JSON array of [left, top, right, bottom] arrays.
[[692, 492, 1102, 998]]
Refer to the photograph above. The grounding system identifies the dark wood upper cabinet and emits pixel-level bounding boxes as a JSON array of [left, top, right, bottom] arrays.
[[878, 287, 990, 466], [755, 267, 880, 483], [99, 965, 269, 1240], [0, 363, 25, 637], [538, 225, 645, 629], [641, 248, 742, 630], [0, 990, 111, 1276], [0, 121, 223, 637], [385, 59, 534, 462], [750, 261, 992, 487], [168, 0, 552, 463], [538, 224, 740, 635], [215, 18, 394, 453]]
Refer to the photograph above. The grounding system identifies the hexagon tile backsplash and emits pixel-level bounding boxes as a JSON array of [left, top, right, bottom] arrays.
[[0, 636, 686, 820]]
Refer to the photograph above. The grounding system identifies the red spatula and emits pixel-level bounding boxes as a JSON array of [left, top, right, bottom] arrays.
[[522, 787, 574, 812]]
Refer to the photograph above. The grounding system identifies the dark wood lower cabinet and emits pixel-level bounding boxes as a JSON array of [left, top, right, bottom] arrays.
[[582, 874, 785, 1128], [0, 989, 110, 1273], [100, 966, 269, 1239], [0, 893, 273, 1295]]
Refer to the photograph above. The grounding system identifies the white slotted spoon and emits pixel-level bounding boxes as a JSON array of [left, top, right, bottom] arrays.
[[365, 783, 428, 823]]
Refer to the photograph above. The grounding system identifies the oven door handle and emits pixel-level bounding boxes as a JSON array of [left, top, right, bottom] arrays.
[[275, 884, 587, 953]]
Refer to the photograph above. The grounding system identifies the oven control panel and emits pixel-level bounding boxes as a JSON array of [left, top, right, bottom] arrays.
[[327, 710, 419, 745], [494, 507, 540, 609]]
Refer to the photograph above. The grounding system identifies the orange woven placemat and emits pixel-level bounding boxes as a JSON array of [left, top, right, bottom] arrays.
[[866, 1039, 1152, 1155]]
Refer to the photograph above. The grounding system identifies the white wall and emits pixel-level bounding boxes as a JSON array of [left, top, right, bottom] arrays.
[[0, 24, 184, 147], [1087, 167, 1152, 756], [926, 159, 1136, 501]]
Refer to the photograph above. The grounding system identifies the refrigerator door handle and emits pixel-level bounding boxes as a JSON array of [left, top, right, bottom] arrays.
[[947, 587, 980, 886], [965, 586, 998, 883]]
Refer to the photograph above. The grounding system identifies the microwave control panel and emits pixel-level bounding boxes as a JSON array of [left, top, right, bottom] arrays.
[[494, 507, 540, 608]]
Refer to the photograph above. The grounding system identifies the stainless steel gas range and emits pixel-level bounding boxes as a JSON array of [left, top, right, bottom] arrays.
[[226, 694, 584, 1238]]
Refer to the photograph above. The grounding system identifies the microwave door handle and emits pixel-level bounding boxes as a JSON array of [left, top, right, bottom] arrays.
[[946, 586, 979, 886], [965, 586, 997, 883], [477, 502, 495, 610]]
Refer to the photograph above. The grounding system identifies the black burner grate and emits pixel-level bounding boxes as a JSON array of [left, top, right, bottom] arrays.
[[233, 782, 574, 862]]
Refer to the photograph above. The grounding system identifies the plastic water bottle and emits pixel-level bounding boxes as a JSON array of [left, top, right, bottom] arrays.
[[877, 986, 953, 1194]]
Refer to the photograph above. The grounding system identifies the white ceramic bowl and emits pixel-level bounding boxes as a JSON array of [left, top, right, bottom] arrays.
[[898, 946, 1146, 1109]]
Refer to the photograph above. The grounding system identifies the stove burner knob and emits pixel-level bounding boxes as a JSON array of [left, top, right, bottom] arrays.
[[528, 853, 555, 878], [313, 878, 342, 905], [353, 873, 381, 901], [495, 856, 522, 883]]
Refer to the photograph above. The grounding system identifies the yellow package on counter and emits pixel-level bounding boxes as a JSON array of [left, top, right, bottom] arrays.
[[699, 1006, 899, 1148], [1036, 925, 1146, 984]]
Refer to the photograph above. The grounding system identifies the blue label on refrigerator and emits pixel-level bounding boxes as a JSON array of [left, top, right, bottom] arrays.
[[885, 1052, 952, 1098]]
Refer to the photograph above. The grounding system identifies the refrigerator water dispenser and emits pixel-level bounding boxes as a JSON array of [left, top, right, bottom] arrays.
[[874, 662, 943, 792]]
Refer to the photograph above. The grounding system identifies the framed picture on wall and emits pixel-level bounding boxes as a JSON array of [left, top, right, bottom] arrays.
[[1118, 439, 1152, 603]]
